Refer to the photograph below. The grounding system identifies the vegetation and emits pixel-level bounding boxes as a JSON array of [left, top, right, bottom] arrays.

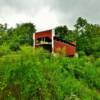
[[55, 17, 100, 57], [0, 18, 100, 100], [0, 47, 100, 100], [0, 23, 36, 46], [55, 25, 76, 42]]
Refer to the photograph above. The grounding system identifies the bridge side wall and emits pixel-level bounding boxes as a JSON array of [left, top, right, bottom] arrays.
[[54, 40, 76, 56]]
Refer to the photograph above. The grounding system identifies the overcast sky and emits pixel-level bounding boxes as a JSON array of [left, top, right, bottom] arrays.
[[0, 0, 100, 31]]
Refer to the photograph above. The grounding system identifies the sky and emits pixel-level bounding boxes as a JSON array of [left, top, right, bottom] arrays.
[[0, 0, 100, 31]]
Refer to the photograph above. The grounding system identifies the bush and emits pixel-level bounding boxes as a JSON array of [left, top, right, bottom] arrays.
[[0, 46, 100, 100], [9, 42, 20, 51], [0, 43, 11, 57]]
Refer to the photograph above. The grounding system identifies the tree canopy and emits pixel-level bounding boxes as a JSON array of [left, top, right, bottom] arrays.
[[75, 17, 100, 57], [0, 17, 100, 57], [0, 22, 36, 46]]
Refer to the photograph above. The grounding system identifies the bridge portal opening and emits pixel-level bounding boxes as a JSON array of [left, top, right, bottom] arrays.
[[35, 37, 52, 52]]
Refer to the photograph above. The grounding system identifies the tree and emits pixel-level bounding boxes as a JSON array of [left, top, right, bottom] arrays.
[[75, 17, 100, 57], [8, 23, 36, 45], [55, 25, 77, 42], [64, 30, 77, 42], [74, 17, 88, 34], [0, 23, 8, 45], [55, 25, 68, 39]]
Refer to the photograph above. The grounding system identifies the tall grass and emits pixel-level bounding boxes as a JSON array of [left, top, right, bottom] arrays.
[[0, 46, 100, 100]]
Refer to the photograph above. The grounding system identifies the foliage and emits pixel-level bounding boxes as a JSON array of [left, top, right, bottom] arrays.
[[13, 23, 36, 45], [55, 25, 77, 42], [0, 17, 100, 100], [9, 42, 20, 51], [0, 43, 11, 57], [75, 17, 100, 57], [55, 17, 100, 57], [0, 24, 8, 45], [0, 23, 36, 46], [55, 25, 68, 39], [0, 46, 100, 100]]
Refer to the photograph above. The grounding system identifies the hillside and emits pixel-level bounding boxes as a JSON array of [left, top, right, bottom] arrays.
[[0, 46, 100, 100], [0, 17, 100, 100]]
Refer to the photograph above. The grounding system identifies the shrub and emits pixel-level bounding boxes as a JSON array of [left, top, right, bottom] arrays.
[[9, 42, 20, 51], [0, 43, 11, 57], [0, 47, 100, 100]]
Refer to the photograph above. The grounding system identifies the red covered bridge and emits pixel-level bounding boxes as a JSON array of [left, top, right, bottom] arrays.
[[33, 29, 76, 56]]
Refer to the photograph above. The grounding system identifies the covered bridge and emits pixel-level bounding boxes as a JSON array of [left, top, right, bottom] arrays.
[[33, 29, 76, 56]]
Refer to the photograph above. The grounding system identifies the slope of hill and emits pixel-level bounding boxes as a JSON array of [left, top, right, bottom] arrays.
[[0, 46, 100, 100]]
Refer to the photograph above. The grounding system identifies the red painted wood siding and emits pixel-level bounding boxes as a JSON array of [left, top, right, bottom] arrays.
[[35, 30, 52, 40], [54, 40, 76, 56]]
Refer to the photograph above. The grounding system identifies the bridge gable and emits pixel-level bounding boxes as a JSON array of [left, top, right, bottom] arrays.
[[35, 30, 52, 40]]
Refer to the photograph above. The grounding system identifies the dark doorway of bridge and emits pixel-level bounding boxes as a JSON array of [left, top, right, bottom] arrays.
[[36, 37, 52, 52]]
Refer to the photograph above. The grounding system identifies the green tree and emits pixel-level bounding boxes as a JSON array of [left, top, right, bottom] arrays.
[[75, 17, 100, 57], [55, 25, 76, 42], [8, 22, 36, 45], [0, 23, 8, 45], [55, 25, 68, 39]]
